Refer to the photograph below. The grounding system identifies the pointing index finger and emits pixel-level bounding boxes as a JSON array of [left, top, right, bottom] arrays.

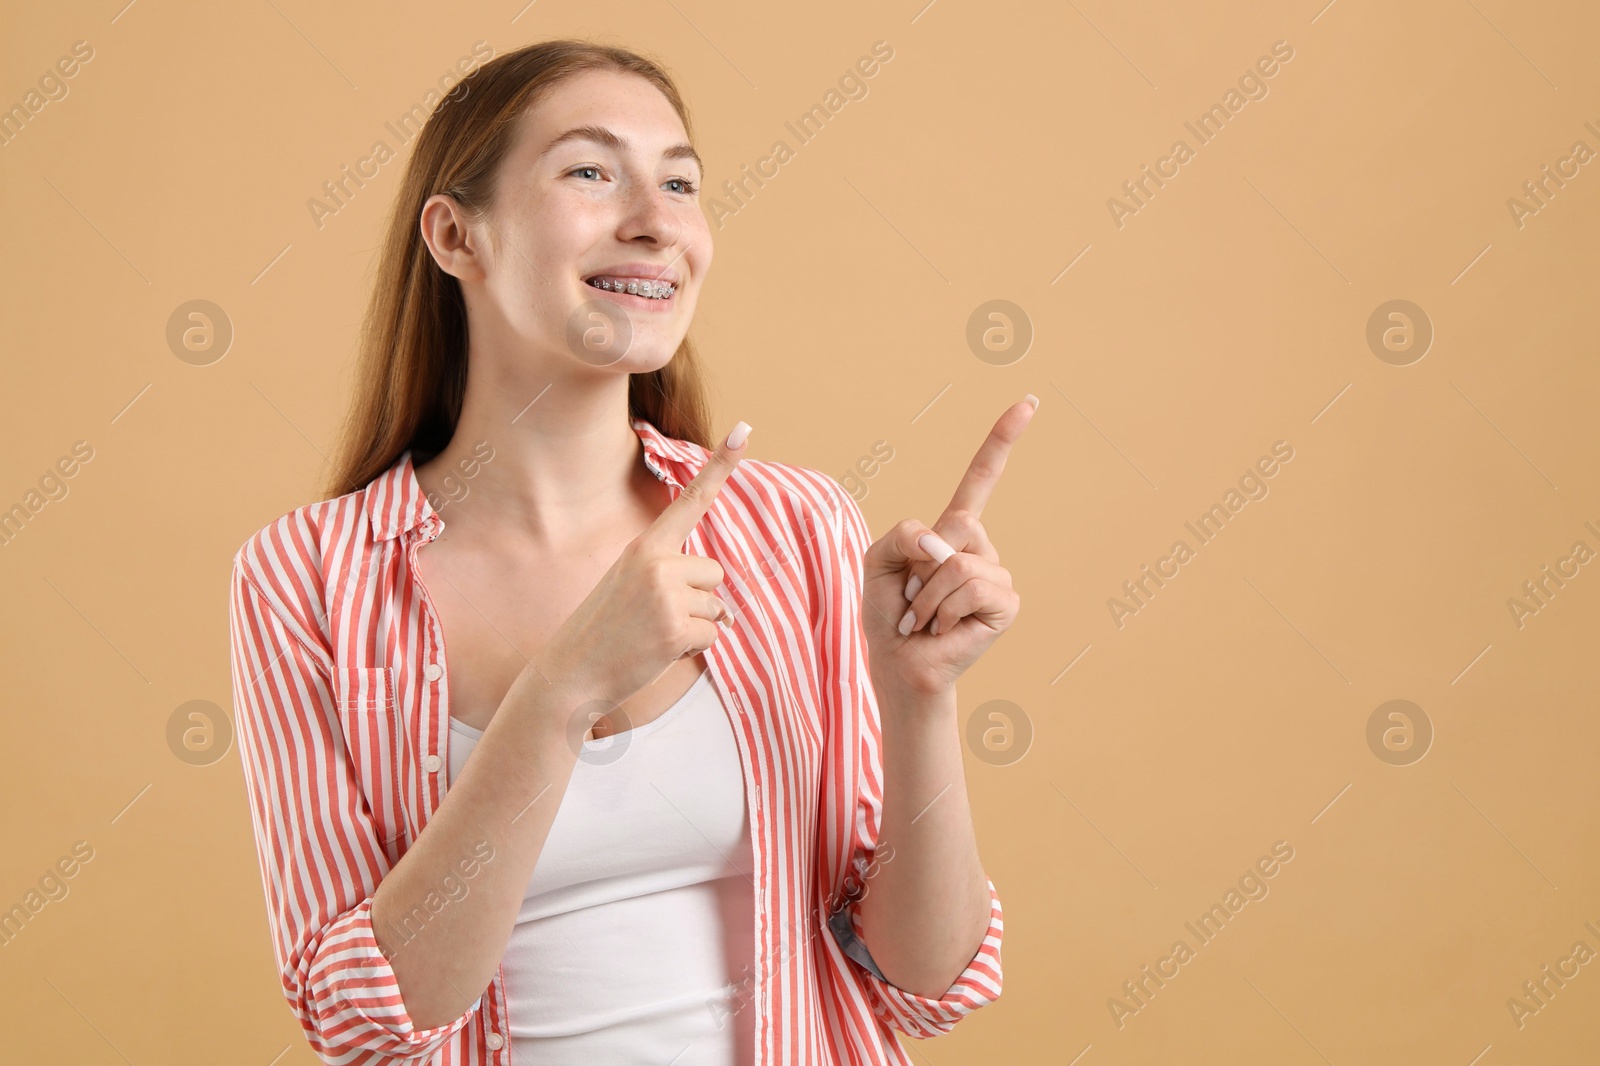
[[943, 396, 1037, 520], [649, 420, 752, 546]]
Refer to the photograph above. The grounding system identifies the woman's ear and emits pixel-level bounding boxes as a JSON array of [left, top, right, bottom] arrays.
[[419, 194, 490, 283]]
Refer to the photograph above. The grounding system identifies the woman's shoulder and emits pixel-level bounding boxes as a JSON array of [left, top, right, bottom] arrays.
[[637, 416, 862, 532], [233, 453, 411, 579], [672, 440, 859, 545], [699, 454, 875, 598], [229, 468, 394, 650], [737, 455, 855, 520], [233, 487, 361, 579]]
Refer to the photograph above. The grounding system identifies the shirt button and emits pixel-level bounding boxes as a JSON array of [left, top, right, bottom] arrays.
[[423, 754, 443, 773], [486, 1032, 505, 1050], [424, 662, 443, 682]]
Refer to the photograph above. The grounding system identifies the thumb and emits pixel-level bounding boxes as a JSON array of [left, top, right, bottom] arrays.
[[647, 420, 752, 547], [865, 518, 956, 580]]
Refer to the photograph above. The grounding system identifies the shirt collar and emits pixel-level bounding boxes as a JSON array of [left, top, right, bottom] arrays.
[[367, 415, 698, 542]]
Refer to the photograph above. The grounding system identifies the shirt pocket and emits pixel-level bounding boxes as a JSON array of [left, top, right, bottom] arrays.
[[333, 666, 409, 861]]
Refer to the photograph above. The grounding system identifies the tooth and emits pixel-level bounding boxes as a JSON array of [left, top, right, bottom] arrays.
[[589, 276, 674, 298]]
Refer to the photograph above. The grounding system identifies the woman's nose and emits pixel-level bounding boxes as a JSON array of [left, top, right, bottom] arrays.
[[618, 183, 681, 245]]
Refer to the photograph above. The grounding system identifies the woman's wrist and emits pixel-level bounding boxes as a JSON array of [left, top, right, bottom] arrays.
[[502, 647, 605, 744], [872, 669, 959, 727]]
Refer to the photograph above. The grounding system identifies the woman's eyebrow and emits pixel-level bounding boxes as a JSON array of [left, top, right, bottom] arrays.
[[538, 124, 702, 172]]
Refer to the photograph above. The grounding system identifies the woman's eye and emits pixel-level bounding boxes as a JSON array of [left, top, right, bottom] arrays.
[[570, 166, 603, 181], [665, 177, 699, 195]]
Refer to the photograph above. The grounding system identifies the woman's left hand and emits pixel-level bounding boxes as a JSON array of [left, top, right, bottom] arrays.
[[860, 398, 1036, 698]]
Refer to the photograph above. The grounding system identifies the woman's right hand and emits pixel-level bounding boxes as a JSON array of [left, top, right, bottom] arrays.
[[538, 421, 752, 709]]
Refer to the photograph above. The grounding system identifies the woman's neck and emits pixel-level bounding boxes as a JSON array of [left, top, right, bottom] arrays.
[[415, 380, 659, 550]]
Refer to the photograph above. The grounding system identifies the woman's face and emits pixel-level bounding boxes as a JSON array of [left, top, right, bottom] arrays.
[[449, 69, 711, 374]]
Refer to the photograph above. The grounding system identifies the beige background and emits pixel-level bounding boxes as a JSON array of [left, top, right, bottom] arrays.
[[2, 0, 1597, 1062]]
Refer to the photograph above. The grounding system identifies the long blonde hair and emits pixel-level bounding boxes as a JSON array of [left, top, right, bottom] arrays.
[[319, 38, 713, 501]]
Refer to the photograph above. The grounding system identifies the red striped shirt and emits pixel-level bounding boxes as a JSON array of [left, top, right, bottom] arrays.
[[228, 416, 1004, 1064]]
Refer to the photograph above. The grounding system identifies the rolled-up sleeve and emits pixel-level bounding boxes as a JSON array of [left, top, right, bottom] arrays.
[[832, 879, 1005, 1037], [813, 481, 1006, 1038], [228, 552, 477, 1063]]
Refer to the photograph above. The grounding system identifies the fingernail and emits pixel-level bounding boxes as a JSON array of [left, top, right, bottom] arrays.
[[1024, 392, 1039, 410], [930, 617, 941, 636], [726, 421, 752, 449], [904, 574, 923, 601], [897, 607, 915, 636], [918, 532, 955, 564]]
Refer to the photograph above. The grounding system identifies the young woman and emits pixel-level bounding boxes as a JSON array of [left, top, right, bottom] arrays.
[[228, 38, 1029, 1065]]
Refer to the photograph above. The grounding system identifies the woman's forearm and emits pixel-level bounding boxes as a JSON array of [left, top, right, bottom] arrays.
[[855, 678, 993, 999], [369, 662, 588, 1030]]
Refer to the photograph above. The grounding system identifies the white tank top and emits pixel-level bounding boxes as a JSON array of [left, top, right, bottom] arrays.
[[446, 668, 756, 1065]]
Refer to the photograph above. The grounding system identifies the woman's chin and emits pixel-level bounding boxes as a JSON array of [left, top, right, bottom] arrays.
[[559, 339, 681, 374], [616, 341, 682, 373], [555, 304, 687, 370]]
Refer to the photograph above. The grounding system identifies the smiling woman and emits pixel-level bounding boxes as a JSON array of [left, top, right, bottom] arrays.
[[228, 37, 1004, 1066]]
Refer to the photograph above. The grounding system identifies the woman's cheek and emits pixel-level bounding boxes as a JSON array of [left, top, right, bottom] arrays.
[[685, 207, 713, 254]]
